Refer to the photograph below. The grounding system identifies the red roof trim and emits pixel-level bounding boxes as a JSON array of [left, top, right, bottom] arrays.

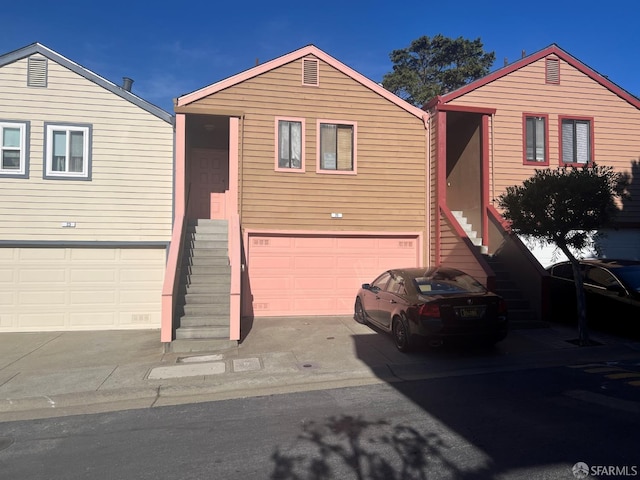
[[436, 45, 640, 110], [176, 45, 428, 121], [436, 104, 497, 114]]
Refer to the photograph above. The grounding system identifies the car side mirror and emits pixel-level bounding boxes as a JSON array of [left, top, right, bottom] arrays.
[[362, 283, 371, 290]]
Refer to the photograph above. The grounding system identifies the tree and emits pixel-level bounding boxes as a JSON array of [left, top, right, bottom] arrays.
[[381, 34, 495, 107], [498, 164, 628, 345]]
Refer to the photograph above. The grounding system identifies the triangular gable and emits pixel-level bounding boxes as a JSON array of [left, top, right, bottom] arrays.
[[0, 42, 174, 124], [176, 45, 428, 122], [427, 44, 640, 110]]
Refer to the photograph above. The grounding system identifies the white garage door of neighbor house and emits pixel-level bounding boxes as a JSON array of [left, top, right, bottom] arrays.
[[0, 247, 165, 332], [247, 234, 420, 316]]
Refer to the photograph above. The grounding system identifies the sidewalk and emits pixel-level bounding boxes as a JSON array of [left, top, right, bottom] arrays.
[[1, 316, 639, 421]]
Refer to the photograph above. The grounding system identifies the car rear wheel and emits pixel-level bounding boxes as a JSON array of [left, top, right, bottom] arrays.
[[393, 317, 412, 352], [354, 297, 367, 324]]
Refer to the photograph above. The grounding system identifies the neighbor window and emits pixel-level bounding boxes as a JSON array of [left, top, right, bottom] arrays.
[[560, 117, 592, 165], [0, 121, 29, 177], [45, 123, 91, 179], [318, 121, 356, 173], [276, 118, 304, 171], [524, 114, 548, 164]]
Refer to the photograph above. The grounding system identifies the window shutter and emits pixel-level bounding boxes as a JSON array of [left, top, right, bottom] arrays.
[[28, 56, 48, 87], [546, 58, 559, 84], [302, 58, 319, 86]]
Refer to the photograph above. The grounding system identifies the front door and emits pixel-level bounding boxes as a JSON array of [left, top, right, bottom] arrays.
[[188, 148, 229, 219]]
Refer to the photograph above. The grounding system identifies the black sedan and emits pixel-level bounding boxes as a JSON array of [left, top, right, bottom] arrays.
[[546, 259, 640, 337], [354, 267, 509, 352]]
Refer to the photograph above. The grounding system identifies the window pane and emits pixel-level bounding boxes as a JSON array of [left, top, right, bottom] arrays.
[[534, 118, 545, 161], [337, 125, 353, 170], [562, 121, 574, 163], [525, 117, 545, 161], [320, 124, 337, 169], [2, 150, 20, 169], [278, 121, 290, 167], [290, 122, 301, 168], [3, 127, 20, 148], [576, 121, 589, 164], [53, 131, 67, 158], [525, 118, 535, 160]]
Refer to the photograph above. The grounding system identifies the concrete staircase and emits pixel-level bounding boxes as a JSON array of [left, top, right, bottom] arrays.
[[171, 219, 237, 353], [483, 254, 546, 329], [452, 210, 488, 254]]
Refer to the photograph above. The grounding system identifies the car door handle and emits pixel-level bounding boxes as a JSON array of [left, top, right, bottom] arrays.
[[389, 299, 397, 304]]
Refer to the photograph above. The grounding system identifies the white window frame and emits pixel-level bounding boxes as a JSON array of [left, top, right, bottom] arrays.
[[316, 119, 357, 175], [44, 123, 92, 180], [0, 121, 29, 177]]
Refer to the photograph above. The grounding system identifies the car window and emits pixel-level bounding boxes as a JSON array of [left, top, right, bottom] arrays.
[[413, 270, 486, 295], [371, 272, 391, 290], [551, 263, 574, 280], [584, 267, 620, 289], [615, 266, 640, 292], [386, 273, 406, 295]]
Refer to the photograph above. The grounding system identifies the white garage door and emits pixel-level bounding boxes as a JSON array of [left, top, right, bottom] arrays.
[[0, 247, 166, 332], [247, 234, 420, 316]]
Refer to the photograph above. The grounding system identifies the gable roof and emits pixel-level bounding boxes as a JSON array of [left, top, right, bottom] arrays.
[[427, 44, 640, 110], [0, 43, 174, 124], [176, 45, 428, 122]]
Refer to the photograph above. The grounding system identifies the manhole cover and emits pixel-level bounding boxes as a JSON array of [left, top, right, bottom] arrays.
[[0, 437, 14, 451]]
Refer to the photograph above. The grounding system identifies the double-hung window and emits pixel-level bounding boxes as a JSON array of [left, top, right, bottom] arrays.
[[560, 117, 592, 165], [318, 121, 356, 173], [523, 114, 548, 164], [45, 123, 92, 179], [276, 118, 304, 171], [0, 121, 29, 177]]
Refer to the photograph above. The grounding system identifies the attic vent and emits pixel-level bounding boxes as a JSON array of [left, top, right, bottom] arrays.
[[27, 56, 48, 87], [302, 58, 319, 86], [545, 58, 560, 84]]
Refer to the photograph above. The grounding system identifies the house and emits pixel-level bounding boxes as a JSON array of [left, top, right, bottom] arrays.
[[423, 44, 640, 323], [165, 45, 431, 350], [0, 43, 174, 332], [165, 43, 640, 351]]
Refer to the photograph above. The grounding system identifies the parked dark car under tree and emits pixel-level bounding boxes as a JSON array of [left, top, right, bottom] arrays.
[[546, 259, 640, 338], [354, 267, 509, 352]]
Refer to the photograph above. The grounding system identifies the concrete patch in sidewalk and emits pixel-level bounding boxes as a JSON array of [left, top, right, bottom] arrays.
[[148, 362, 226, 379], [232, 358, 261, 372]]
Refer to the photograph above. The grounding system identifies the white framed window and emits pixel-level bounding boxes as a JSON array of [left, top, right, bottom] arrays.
[[560, 117, 592, 165], [0, 121, 29, 177], [317, 120, 356, 174], [275, 117, 305, 172], [44, 123, 92, 179]]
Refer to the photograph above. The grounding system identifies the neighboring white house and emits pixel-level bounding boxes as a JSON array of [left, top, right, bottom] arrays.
[[0, 43, 174, 332]]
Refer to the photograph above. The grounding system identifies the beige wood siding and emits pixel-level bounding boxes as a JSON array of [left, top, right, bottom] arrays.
[[0, 246, 164, 331], [0, 56, 174, 242], [448, 56, 640, 221], [192, 56, 428, 235]]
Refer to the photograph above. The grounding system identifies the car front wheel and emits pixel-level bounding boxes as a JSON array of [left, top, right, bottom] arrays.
[[354, 297, 367, 324]]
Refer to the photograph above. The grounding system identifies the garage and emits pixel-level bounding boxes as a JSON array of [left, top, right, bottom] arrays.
[[246, 233, 421, 316], [0, 246, 166, 332]]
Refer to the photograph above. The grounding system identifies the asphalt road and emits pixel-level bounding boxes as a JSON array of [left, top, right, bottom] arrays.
[[1, 360, 639, 480]]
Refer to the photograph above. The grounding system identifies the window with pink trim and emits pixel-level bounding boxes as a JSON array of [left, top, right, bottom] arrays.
[[559, 116, 593, 165], [523, 114, 549, 165], [275, 117, 305, 172], [317, 120, 356, 174]]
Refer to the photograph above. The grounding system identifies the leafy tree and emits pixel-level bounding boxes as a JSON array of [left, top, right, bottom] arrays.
[[498, 164, 628, 345], [382, 34, 495, 107]]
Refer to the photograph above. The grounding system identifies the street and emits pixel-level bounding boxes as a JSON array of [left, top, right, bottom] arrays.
[[1, 356, 639, 479]]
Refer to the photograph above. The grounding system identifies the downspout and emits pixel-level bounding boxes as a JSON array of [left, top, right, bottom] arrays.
[[423, 113, 430, 267]]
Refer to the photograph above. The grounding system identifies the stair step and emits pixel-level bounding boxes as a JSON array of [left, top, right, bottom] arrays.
[[185, 240, 229, 249], [175, 325, 230, 339], [182, 293, 231, 305], [182, 304, 231, 316], [179, 315, 230, 327], [170, 338, 237, 353], [183, 248, 229, 258]]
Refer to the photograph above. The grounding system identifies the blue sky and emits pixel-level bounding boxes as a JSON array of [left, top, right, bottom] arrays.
[[3, 1, 639, 113]]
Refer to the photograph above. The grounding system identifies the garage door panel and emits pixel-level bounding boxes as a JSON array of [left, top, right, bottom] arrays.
[[248, 234, 419, 316], [2, 247, 164, 332]]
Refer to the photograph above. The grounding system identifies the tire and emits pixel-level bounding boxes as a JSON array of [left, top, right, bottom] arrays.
[[393, 317, 412, 352], [354, 297, 367, 324]]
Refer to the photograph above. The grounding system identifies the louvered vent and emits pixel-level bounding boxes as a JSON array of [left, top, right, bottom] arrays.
[[28, 56, 48, 87], [545, 58, 559, 84], [302, 57, 319, 86]]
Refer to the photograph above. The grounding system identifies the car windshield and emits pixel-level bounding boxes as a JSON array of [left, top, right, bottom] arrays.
[[614, 266, 640, 292], [413, 271, 486, 295]]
